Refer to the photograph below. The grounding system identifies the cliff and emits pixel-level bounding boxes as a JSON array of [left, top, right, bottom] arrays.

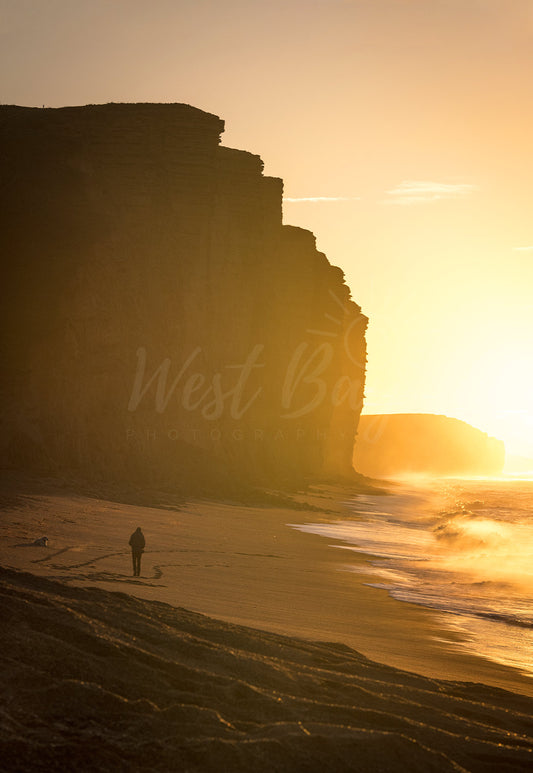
[[353, 414, 505, 478], [0, 103, 367, 494]]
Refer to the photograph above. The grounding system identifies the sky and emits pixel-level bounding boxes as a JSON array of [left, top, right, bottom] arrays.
[[2, 0, 532, 462]]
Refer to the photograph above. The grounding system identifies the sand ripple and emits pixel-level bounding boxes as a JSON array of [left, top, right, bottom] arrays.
[[1, 566, 532, 772]]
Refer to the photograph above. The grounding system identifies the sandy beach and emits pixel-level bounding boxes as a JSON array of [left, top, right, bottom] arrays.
[[0, 484, 533, 773], [2, 476, 532, 701], [2, 477, 533, 771]]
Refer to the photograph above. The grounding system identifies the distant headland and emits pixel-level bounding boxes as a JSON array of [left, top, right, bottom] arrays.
[[354, 413, 505, 478]]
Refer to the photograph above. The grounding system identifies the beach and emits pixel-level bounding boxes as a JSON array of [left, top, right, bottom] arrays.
[[2, 476, 533, 697], [2, 477, 533, 770]]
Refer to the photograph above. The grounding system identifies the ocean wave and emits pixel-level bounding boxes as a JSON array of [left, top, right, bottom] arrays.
[[303, 480, 533, 677], [475, 610, 533, 629], [432, 517, 509, 550], [388, 585, 533, 625]]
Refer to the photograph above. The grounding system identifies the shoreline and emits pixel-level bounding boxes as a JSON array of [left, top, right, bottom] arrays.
[[1, 479, 532, 698]]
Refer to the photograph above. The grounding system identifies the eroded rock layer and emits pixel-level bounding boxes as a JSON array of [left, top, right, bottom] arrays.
[[0, 103, 367, 492]]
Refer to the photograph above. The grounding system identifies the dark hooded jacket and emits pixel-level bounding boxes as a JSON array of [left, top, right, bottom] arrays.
[[129, 528, 145, 552]]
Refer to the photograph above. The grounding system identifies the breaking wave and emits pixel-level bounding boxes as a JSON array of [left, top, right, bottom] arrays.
[[294, 479, 533, 677]]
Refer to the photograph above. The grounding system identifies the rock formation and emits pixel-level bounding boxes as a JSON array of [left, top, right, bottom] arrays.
[[0, 103, 367, 494], [353, 414, 505, 478]]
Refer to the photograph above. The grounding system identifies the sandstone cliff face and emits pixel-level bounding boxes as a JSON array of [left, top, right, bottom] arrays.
[[353, 414, 505, 478], [0, 103, 367, 493]]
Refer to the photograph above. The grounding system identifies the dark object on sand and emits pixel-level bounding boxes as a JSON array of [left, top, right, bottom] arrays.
[[32, 536, 48, 547], [129, 527, 145, 577]]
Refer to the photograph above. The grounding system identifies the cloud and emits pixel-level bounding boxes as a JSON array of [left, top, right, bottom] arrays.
[[384, 180, 478, 205], [513, 245, 533, 252], [283, 196, 361, 203]]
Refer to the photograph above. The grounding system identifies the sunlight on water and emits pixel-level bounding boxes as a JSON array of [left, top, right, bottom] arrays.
[[432, 511, 533, 591], [294, 479, 533, 678]]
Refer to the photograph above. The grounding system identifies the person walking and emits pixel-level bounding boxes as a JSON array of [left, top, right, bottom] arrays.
[[129, 527, 145, 577]]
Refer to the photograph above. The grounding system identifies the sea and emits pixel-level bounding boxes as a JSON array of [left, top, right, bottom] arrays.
[[293, 476, 533, 678]]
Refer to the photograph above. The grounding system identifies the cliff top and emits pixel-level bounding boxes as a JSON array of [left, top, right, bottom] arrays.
[[0, 102, 225, 141]]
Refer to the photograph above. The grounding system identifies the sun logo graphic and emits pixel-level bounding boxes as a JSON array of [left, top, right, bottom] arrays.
[[281, 290, 367, 419]]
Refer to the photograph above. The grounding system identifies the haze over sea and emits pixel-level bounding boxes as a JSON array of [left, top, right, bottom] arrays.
[[294, 476, 533, 680]]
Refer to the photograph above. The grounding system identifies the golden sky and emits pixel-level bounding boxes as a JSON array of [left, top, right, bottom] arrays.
[[2, 0, 532, 461]]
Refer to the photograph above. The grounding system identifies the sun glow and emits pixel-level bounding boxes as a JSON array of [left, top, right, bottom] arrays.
[[453, 332, 533, 462]]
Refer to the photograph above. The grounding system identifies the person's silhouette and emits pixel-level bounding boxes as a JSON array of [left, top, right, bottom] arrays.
[[129, 527, 145, 577]]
